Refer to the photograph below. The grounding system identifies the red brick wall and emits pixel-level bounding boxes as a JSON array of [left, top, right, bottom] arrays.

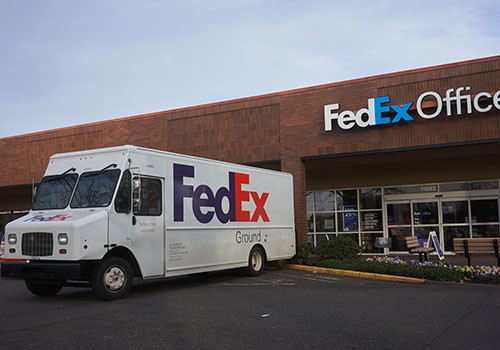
[[165, 101, 280, 163], [0, 96, 281, 187]]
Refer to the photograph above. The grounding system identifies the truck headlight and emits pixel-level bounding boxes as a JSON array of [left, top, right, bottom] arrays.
[[8, 234, 17, 245], [58, 233, 68, 245]]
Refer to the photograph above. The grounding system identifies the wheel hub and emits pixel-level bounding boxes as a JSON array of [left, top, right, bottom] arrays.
[[104, 266, 126, 291], [252, 251, 262, 270]]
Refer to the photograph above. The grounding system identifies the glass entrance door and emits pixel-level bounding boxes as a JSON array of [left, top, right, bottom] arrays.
[[387, 201, 411, 251], [387, 196, 500, 253], [412, 200, 440, 250], [387, 200, 440, 252], [441, 200, 469, 251]]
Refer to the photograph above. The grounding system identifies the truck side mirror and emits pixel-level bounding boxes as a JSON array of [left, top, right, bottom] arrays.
[[31, 174, 42, 204], [132, 178, 141, 213]]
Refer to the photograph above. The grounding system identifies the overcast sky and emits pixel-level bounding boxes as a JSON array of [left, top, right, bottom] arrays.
[[1, 0, 499, 138]]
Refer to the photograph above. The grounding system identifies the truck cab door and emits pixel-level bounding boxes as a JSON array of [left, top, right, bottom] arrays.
[[131, 176, 165, 278], [109, 169, 165, 278]]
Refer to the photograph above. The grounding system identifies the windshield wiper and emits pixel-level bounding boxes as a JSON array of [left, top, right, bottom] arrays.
[[96, 163, 117, 174], [44, 167, 77, 183], [62, 167, 76, 175]]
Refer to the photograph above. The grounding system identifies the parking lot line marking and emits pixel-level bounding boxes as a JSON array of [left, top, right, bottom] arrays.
[[217, 282, 296, 286]]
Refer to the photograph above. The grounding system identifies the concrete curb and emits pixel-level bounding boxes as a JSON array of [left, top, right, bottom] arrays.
[[283, 264, 425, 284]]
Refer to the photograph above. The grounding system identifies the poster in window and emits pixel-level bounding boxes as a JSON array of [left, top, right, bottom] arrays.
[[324, 219, 334, 230], [342, 211, 358, 231], [362, 211, 382, 231]]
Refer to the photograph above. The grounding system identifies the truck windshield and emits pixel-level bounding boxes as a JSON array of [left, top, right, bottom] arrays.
[[70, 169, 121, 208], [32, 173, 78, 210]]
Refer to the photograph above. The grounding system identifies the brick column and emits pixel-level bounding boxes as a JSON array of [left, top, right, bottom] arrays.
[[281, 156, 307, 245]]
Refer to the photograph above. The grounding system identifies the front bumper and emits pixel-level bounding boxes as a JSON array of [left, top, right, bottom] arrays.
[[1, 260, 95, 281]]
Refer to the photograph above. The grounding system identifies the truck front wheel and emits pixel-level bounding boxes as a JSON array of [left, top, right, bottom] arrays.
[[25, 279, 63, 297], [91, 257, 133, 301]]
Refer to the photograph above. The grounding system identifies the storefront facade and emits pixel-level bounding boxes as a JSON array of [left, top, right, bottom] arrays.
[[0, 56, 499, 254], [306, 179, 499, 254]]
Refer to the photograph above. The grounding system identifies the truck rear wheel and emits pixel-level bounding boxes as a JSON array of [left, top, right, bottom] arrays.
[[25, 279, 63, 297], [245, 246, 266, 276], [91, 257, 133, 301]]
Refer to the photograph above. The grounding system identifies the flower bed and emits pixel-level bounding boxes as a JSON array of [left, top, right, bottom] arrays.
[[290, 241, 500, 284], [364, 256, 500, 284], [317, 257, 463, 282]]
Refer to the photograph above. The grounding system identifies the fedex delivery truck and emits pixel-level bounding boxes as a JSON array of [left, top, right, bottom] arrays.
[[1, 145, 295, 300]]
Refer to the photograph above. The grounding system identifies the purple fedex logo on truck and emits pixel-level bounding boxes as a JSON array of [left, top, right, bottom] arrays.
[[173, 163, 270, 224]]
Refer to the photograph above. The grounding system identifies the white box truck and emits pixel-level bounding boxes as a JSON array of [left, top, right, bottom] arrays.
[[1, 145, 295, 300]]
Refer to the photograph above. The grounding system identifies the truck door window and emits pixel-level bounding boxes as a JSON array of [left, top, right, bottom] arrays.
[[32, 173, 78, 210], [70, 169, 121, 208], [133, 177, 162, 216], [115, 170, 131, 213]]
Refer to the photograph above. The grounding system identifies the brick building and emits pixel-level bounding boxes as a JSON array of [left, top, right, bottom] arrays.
[[1, 55, 499, 254]]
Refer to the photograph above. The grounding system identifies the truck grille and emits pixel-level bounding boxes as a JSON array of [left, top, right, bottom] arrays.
[[22, 232, 53, 257]]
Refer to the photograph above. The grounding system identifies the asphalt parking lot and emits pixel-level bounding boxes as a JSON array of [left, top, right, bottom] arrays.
[[1, 267, 500, 349]]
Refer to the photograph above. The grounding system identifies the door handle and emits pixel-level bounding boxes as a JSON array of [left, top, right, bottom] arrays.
[[132, 216, 137, 225]]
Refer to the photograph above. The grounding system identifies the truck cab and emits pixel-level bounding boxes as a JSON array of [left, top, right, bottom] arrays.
[[1, 147, 156, 300]]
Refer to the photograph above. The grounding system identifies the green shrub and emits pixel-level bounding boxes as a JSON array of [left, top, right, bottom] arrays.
[[316, 236, 361, 261], [288, 243, 317, 265]]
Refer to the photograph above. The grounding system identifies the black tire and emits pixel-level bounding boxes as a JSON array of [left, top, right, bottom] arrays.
[[245, 246, 266, 276], [25, 279, 63, 297], [91, 257, 133, 301]]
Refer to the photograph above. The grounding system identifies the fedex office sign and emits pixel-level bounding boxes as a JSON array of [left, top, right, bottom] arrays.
[[173, 163, 270, 224], [324, 86, 500, 131]]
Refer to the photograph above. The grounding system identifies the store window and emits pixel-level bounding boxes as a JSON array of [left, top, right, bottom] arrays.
[[471, 199, 499, 223], [315, 212, 335, 232], [388, 227, 412, 251], [387, 203, 412, 251], [442, 201, 468, 224], [337, 190, 357, 210], [387, 203, 411, 226], [360, 188, 382, 210], [307, 191, 336, 245], [361, 211, 382, 231], [470, 199, 499, 238], [413, 202, 438, 225], [307, 188, 383, 253], [442, 200, 469, 251], [440, 181, 498, 192], [443, 226, 470, 251], [315, 191, 335, 211], [308, 180, 499, 254], [472, 225, 500, 238], [337, 189, 358, 232]]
